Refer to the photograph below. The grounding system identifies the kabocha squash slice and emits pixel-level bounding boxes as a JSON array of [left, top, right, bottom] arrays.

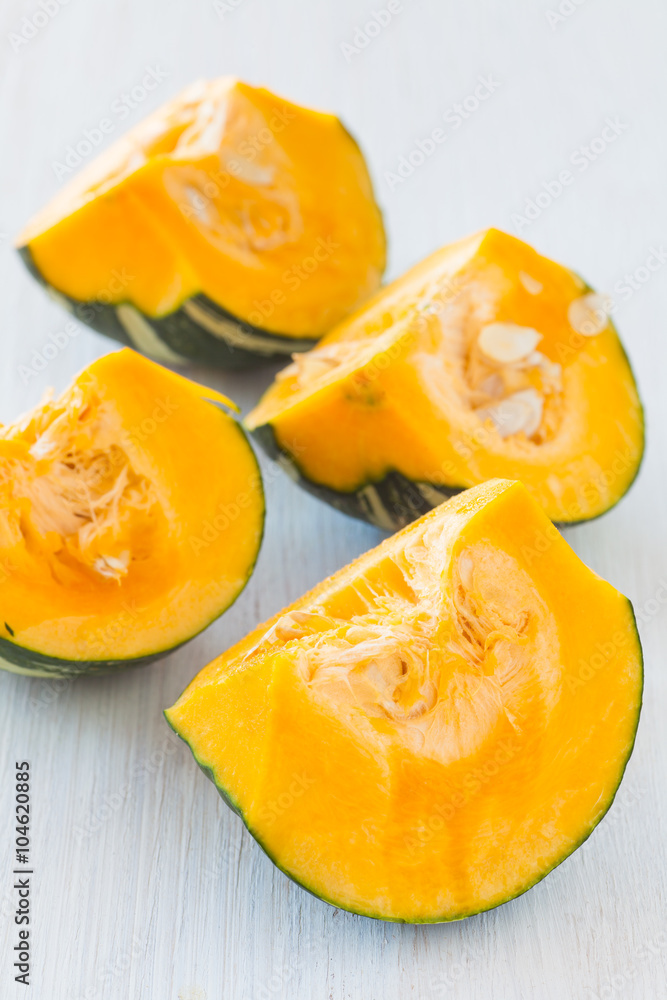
[[246, 229, 644, 527], [17, 78, 386, 368], [0, 349, 263, 676], [166, 479, 642, 923]]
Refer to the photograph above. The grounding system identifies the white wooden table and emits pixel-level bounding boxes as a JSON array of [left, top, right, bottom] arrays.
[[1, 1, 666, 997]]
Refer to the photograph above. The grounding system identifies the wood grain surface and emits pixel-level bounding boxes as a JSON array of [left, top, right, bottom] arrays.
[[0, 1, 665, 997]]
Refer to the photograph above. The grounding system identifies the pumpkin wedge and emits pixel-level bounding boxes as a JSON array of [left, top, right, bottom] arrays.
[[0, 349, 263, 676], [246, 229, 644, 527], [166, 479, 642, 923], [17, 78, 386, 368]]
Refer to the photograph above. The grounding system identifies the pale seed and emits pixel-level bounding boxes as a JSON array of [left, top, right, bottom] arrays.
[[519, 272, 543, 295], [478, 322, 542, 364], [567, 293, 611, 337], [477, 388, 544, 439]]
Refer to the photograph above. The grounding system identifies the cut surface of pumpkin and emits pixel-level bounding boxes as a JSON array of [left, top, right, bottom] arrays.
[[246, 229, 644, 526], [166, 479, 642, 922], [0, 348, 263, 675], [17, 78, 386, 367]]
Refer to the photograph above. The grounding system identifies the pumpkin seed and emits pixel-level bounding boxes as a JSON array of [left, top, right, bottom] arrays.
[[476, 388, 544, 438], [568, 293, 610, 336], [519, 271, 543, 295], [478, 322, 542, 364]]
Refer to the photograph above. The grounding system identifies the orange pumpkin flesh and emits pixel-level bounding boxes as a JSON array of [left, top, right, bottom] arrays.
[[166, 479, 642, 922], [0, 348, 264, 675], [246, 229, 644, 526], [17, 79, 386, 366]]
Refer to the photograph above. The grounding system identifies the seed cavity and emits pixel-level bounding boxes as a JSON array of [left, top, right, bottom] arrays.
[[0, 389, 162, 583]]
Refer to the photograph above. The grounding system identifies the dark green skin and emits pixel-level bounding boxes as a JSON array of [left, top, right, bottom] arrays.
[[18, 246, 317, 369], [252, 424, 459, 531], [252, 387, 645, 532], [0, 635, 183, 677], [0, 536, 264, 678], [165, 602, 643, 923], [0, 526, 263, 678]]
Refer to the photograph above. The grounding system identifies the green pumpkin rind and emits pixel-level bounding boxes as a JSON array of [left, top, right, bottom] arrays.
[[0, 549, 263, 678], [250, 424, 458, 531], [0, 534, 262, 679], [18, 246, 318, 370], [250, 379, 645, 532], [0, 638, 180, 678]]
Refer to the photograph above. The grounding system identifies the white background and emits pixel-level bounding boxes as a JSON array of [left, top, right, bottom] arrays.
[[1, 1, 666, 998]]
